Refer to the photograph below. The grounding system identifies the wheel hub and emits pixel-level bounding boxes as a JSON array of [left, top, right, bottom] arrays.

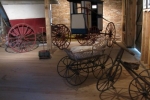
[[56, 33, 62, 38], [100, 64, 105, 69], [142, 91, 148, 97]]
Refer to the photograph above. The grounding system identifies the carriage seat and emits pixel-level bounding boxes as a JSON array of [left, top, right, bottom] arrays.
[[70, 35, 107, 53], [64, 36, 108, 61]]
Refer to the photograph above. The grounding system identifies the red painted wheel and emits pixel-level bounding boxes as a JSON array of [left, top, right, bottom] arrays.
[[52, 24, 71, 50], [8, 23, 36, 53]]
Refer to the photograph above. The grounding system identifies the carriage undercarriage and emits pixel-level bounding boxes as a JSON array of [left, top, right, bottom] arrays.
[[51, 22, 116, 50]]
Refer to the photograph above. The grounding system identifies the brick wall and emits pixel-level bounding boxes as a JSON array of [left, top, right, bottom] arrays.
[[103, 0, 122, 40], [52, 0, 122, 39], [51, 0, 70, 27]]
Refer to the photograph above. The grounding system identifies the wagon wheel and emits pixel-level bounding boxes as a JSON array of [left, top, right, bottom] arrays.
[[93, 54, 113, 79], [66, 61, 89, 86], [99, 88, 130, 100], [76, 26, 99, 46], [96, 65, 122, 91], [51, 24, 58, 46], [8, 23, 36, 53], [105, 22, 116, 47], [129, 76, 150, 100], [52, 24, 71, 50], [87, 26, 100, 45], [57, 56, 73, 78], [36, 32, 46, 43]]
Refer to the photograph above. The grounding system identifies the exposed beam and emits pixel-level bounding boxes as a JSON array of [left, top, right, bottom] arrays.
[[44, 0, 52, 51], [0, 0, 59, 5]]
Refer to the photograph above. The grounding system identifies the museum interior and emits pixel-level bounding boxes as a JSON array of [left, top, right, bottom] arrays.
[[0, 0, 150, 100]]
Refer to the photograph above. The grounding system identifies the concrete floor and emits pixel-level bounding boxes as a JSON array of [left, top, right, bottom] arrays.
[[0, 41, 147, 100]]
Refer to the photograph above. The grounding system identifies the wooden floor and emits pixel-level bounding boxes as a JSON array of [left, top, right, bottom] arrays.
[[0, 41, 146, 100]]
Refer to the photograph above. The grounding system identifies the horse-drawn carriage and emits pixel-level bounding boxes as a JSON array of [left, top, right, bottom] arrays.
[[52, 0, 116, 50]]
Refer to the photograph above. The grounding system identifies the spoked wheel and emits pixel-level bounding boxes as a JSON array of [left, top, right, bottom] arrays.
[[96, 65, 122, 91], [57, 56, 72, 78], [52, 24, 71, 50], [52, 24, 60, 46], [86, 26, 100, 45], [139, 69, 150, 77], [105, 22, 116, 47], [8, 23, 36, 53], [36, 32, 46, 43], [129, 76, 150, 100], [99, 88, 131, 100], [93, 54, 113, 79], [59, 40, 71, 50], [66, 61, 89, 86], [76, 26, 100, 46]]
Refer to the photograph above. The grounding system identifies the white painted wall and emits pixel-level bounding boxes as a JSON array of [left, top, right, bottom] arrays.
[[3, 4, 45, 20]]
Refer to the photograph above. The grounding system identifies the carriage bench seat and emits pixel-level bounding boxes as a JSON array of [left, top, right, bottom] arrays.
[[123, 62, 140, 70], [63, 37, 108, 61]]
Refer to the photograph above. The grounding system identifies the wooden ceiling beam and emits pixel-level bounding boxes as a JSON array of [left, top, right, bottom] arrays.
[[0, 0, 59, 5]]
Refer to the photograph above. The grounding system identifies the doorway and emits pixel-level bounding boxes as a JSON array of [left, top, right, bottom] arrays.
[[135, 0, 143, 52]]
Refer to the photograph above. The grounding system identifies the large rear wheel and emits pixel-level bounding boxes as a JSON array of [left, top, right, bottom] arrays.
[[129, 76, 150, 100], [8, 23, 36, 53], [52, 24, 71, 50]]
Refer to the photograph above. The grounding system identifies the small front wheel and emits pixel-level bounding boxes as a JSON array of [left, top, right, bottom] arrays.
[[57, 56, 72, 78], [66, 61, 89, 86]]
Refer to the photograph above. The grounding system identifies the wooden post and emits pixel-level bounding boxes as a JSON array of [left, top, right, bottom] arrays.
[[144, 11, 149, 64], [122, 0, 137, 47], [44, 0, 52, 51], [148, 11, 150, 67], [122, 0, 125, 43], [141, 11, 146, 61]]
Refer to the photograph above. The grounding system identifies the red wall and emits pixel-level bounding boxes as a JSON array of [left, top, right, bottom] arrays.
[[10, 18, 46, 34]]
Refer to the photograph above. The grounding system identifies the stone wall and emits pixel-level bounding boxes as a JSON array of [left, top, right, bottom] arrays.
[[52, 0, 122, 39]]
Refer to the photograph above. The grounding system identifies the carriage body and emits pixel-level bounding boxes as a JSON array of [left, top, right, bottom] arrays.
[[51, 0, 105, 49], [69, 0, 103, 34]]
